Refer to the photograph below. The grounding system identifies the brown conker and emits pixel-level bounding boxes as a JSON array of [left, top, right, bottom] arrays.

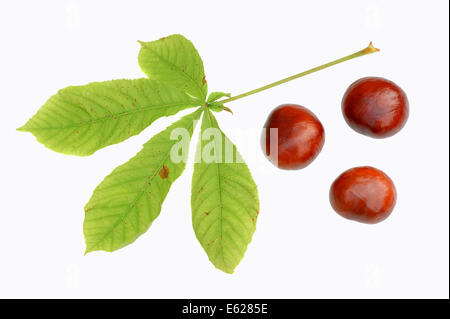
[[329, 166, 397, 224], [342, 77, 409, 138], [261, 104, 325, 170]]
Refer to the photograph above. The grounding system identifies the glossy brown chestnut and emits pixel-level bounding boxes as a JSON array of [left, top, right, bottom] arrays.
[[342, 77, 409, 138], [329, 166, 396, 224], [261, 104, 325, 170]]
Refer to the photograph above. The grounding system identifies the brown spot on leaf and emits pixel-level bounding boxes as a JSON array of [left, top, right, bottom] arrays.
[[207, 237, 217, 247], [198, 186, 204, 194], [158, 165, 169, 179], [204, 211, 210, 215], [202, 76, 207, 85]]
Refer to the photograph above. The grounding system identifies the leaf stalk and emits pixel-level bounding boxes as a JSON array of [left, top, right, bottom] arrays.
[[218, 42, 380, 104]]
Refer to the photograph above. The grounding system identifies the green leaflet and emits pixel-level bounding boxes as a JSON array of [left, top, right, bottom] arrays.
[[84, 108, 203, 253], [191, 110, 260, 274], [18, 78, 200, 156], [138, 34, 208, 102], [207, 92, 231, 103], [207, 101, 229, 113]]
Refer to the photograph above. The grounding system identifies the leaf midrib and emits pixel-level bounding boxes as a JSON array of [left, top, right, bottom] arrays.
[[22, 102, 199, 131], [204, 110, 228, 271]]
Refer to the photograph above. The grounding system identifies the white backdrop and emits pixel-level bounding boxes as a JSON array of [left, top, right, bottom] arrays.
[[0, 0, 448, 298]]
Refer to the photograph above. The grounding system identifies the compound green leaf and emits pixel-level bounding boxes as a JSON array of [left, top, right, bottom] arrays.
[[18, 78, 200, 156], [138, 34, 207, 101], [191, 110, 260, 273], [84, 108, 203, 253]]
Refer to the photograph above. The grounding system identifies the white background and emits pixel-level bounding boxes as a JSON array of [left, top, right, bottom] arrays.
[[0, 0, 448, 299]]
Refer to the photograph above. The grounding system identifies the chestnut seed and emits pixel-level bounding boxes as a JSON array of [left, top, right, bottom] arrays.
[[329, 166, 397, 224], [342, 77, 409, 138], [261, 104, 325, 170]]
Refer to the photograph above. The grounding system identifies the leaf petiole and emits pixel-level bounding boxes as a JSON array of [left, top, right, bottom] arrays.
[[218, 42, 380, 104]]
